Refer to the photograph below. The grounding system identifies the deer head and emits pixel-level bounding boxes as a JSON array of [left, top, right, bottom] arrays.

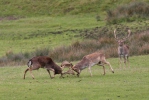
[[114, 29, 131, 46]]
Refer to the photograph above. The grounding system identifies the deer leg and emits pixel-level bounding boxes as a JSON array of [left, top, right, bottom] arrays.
[[88, 66, 92, 77], [60, 72, 64, 78], [124, 55, 129, 68], [24, 68, 29, 79], [47, 69, 52, 78], [97, 62, 105, 75], [77, 70, 81, 77], [102, 65, 106, 75], [119, 55, 123, 68], [77, 73, 80, 77], [29, 68, 35, 79], [50, 68, 55, 78], [123, 55, 127, 68], [47, 69, 55, 79], [127, 56, 130, 68], [103, 59, 114, 73]]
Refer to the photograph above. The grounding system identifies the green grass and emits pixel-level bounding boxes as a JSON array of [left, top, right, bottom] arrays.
[[0, 0, 149, 57], [0, 1, 149, 99], [0, 16, 91, 57], [0, 15, 105, 56], [0, 55, 149, 100], [1, 14, 149, 57]]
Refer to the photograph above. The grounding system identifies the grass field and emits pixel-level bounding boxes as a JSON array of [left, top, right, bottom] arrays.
[[0, 55, 148, 100], [0, 1, 149, 99], [0, 15, 105, 56]]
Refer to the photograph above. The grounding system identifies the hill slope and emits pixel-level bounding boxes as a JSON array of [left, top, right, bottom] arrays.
[[1, 0, 148, 17], [0, 0, 149, 66]]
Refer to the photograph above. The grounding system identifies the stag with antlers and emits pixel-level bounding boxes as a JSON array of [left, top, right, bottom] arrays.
[[114, 29, 131, 68]]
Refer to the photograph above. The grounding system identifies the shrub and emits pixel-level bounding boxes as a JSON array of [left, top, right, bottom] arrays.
[[139, 43, 149, 54], [30, 48, 49, 57], [106, 1, 149, 24]]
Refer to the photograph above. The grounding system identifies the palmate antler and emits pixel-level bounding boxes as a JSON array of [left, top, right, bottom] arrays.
[[123, 29, 131, 40], [114, 29, 118, 40], [114, 29, 131, 40]]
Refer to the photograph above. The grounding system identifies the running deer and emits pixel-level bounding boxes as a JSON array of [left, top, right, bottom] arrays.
[[72, 52, 114, 77], [60, 60, 75, 75], [23, 56, 63, 79], [114, 29, 131, 68]]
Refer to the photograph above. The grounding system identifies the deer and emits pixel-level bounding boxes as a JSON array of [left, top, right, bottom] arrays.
[[60, 60, 75, 76], [71, 52, 114, 77], [23, 56, 63, 79], [114, 29, 131, 68]]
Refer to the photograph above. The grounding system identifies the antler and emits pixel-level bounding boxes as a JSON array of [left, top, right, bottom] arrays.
[[127, 29, 131, 38], [114, 29, 117, 40], [123, 29, 131, 40]]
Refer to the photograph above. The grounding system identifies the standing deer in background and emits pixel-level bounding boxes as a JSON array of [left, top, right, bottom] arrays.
[[114, 29, 131, 68], [23, 56, 63, 79], [72, 52, 114, 77]]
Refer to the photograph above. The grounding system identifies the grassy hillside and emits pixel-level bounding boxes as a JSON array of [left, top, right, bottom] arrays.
[[1, 0, 147, 17], [0, 0, 149, 66], [0, 1, 149, 99], [0, 15, 105, 56]]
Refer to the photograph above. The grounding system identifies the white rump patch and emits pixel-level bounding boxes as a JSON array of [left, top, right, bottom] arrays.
[[28, 60, 32, 68]]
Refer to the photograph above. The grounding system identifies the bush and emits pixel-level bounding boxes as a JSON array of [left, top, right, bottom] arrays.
[[106, 1, 149, 24]]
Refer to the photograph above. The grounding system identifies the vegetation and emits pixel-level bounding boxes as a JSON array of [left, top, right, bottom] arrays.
[[0, 0, 149, 66], [106, 1, 149, 24], [0, 1, 149, 100]]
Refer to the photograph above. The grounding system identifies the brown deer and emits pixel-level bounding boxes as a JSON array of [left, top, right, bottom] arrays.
[[61, 60, 75, 76], [114, 29, 131, 68], [23, 56, 63, 79], [72, 52, 114, 77]]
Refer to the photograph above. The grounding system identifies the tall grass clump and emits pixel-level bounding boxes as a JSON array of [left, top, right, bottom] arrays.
[[49, 40, 103, 62], [0, 48, 50, 66], [130, 30, 149, 55], [106, 1, 149, 24], [49, 37, 118, 62]]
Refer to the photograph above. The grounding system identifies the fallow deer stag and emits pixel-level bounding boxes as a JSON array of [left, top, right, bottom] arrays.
[[23, 56, 63, 79], [114, 29, 131, 68], [72, 52, 114, 77]]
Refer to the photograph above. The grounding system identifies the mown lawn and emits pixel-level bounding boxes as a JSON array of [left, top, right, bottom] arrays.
[[0, 55, 148, 100]]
